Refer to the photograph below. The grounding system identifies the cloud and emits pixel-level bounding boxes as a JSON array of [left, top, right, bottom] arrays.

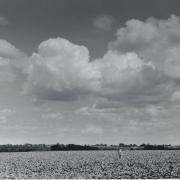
[[108, 15, 180, 81], [95, 51, 158, 100], [171, 91, 180, 101], [23, 15, 180, 114], [109, 15, 180, 52], [23, 38, 101, 101], [0, 39, 25, 59], [0, 16, 8, 26], [95, 14, 180, 106], [0, 39, 27, 83], [81, 124, 103, 134], [108, 15, 180, 72], [0, 108, 15, 124], [41, 112, 63, 120], [2, 15, 180, 144], [93, 15, 115, 31]]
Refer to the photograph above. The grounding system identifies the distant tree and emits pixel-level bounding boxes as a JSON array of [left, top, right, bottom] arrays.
[[119, 143, 125, 147]]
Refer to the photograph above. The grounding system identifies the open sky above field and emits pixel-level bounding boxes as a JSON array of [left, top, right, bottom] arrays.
[[0, 0, 180, 145]]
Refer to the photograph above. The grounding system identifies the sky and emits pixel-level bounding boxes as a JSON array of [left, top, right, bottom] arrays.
[[0, 0, 180, 145]]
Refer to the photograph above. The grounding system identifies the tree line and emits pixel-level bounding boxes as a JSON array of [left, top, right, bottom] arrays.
[[50, 143, 99, 151], [0, 143, 179, 152]]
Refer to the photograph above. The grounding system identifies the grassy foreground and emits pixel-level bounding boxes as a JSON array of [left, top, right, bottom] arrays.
[[0, 150, 180, 179]]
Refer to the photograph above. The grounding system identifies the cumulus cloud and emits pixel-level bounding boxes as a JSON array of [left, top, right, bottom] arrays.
[[0, 16, 8, 26], [0, 39, 27, 83], [22, 14, 180, 113], [108, 15, 180, 73], [2, 15, 180, 144], [0, 39, 25, 59], [109, 15, 180, 52], [93, 15, 115, 31], [97, 14, 180, 105], [96, 51, 159, 100], [23, 38, 101, 100]]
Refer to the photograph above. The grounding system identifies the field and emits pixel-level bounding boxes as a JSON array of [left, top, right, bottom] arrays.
[[0, 150, 180, 179]]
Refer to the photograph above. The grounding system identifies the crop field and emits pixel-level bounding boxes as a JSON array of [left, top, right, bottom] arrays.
[[0, 150, 180, 179]]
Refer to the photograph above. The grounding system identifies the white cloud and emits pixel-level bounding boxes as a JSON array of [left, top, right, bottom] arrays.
[[0, 39, 25, 59], [171, 91, 180, 101], [23, 14, 180, 107], [108, 15, 180, 73], [92, 14, 180, 105], [2, 13, 180, 144], [15, 14, 180, 126], [93, 15, 115, 31], [109, 18, 159, 52], [23, 38, 101, 100], [0, 39, 27, 85], [41, 112, 63, 120], [0, 109, 15, 114], [109, 15, 180, 53], [0, 57, 14, 82], [81, 124, 103, 134], [75, 107, 90, 115], [0, 108, 15, 124], [96, 51, 157, 99], [0, 16, 8, 26]]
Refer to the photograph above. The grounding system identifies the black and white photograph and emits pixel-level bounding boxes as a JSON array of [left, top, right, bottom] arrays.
[[0, 0, 180, 179]]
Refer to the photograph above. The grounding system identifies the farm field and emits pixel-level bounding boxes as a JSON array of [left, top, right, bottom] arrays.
[[0, 150, 180, 179]]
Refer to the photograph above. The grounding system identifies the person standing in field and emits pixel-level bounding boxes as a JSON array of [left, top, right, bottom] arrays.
[[117, 145, 123, 159]]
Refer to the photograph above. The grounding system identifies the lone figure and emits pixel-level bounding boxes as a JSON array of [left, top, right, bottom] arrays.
[[117, 146, 123, 159]]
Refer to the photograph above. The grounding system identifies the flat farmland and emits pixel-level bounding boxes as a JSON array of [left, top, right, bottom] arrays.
[[0, 150, 180, 179]]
